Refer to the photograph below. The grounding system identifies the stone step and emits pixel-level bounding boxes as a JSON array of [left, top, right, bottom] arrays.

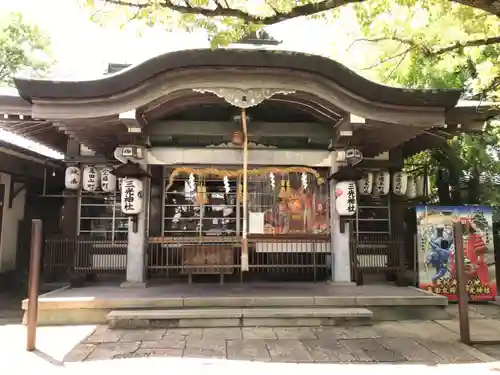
[[106, 307, 373, 329]]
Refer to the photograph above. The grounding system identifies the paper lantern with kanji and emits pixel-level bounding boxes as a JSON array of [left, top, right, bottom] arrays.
[[121, 178, 144, 215], [335, 181, 357, 216], [415, 175, 429, 197], [392, 171, 408, 195], [100, 167, 117, 193], [82, 166, 100, 192], [65, 166, 81, 190], [373, 171, 390, 195], [357, 172, 373, 195], [406, 176, 417, 199]]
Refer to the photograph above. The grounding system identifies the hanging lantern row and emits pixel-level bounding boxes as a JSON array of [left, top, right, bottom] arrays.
[[64, 166, 117, 192], [356, 171, 430, 198]]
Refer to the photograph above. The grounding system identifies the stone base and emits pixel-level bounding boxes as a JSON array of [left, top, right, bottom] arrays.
[[327, 280, 357, 287], [107, 307, 374, 329], [22, 283, 449, 326], [120, 281, 148, 288]]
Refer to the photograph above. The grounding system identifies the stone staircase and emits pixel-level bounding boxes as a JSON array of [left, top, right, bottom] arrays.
[[106, 307, 373, 329], [23, 284, 449, 326]]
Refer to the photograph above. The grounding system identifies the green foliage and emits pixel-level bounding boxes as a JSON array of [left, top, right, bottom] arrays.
[[83, 0, 500, 205], [349, 0, 500, 205], [350, 0, 500, 96], [0, 12, 52, 86], [83, 0, 334, 47]]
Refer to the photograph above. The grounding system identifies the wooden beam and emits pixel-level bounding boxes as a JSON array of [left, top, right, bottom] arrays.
[[119, 110, 143, 133], [330, 116, 354, 149], [148, 121, 333, 138], [64, 155, 117, 164]]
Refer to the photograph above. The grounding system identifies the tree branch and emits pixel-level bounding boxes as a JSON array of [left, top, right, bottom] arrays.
[[351, 35, 500, 56], [360, 46, 415, 70], [385, 48, 411, 80], [103, 0, 363, 24], [435, 36, 500, 55]]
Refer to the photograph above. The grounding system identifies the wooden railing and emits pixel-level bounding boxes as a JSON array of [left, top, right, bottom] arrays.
[[350, 234, 406, 284], [43, 235, 127, 281], [147, 234, 331, 283], [44, 233, 411, 285]]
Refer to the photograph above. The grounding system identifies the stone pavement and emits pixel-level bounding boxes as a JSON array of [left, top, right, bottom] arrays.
[[47, 303, 499, 363], [2, 289, 500, 367], [64, 320, 498, 363]]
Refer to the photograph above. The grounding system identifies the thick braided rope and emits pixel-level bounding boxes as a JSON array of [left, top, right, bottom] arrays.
[[166, 167, 325, 191]]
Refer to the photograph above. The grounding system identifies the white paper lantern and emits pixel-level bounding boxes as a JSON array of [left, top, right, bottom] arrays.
[[121, 178, 144, 215], [100, 167, 117, 193], [415, 175, 430, 197], [392, 171, 408, 195], [335, 181, 357, 216], [64, 166, 81, 190], [357, 172, 373, 195], [373, 171, 390, 195], [406, 176, 417, 199], [82, 166, 100, 191]]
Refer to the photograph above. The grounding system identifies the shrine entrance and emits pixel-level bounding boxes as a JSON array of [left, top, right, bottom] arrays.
[[148, 165, 331, 283]]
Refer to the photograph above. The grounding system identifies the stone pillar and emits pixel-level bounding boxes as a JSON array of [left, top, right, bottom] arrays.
[[120, 150, 150, 288], [122, 176, 149, 288], [329, 151, 353, 283]]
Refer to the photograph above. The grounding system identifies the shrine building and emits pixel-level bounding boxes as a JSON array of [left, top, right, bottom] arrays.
[[0, 48, 498, 324]]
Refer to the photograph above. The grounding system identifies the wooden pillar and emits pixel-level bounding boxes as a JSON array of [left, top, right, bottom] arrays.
[[148, 165, 163, 237], [389, 148, 405, 236], [61, 140, 79, 238]]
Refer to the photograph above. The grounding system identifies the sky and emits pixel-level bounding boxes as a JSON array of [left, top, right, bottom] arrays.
[[0, 0, 370, 158], [1, 0, 367, 79]]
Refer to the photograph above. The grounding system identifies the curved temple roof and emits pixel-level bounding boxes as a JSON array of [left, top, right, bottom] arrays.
[[14, 49, 462, 109], [3, 48, 498, 157]]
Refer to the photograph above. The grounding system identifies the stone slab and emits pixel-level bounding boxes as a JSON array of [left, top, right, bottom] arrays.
[[84, 326, 124, 343], [202, 328, 243, 340], [227, 339, 271, 361], [23, 283, 450, 326], [341, 338, 406, 362], [302, 339, 356, 362], [140, 335, 186, 349], [356, 295, 448, 306], [107, 307, 372, 321], [266, 339, 314, 362], [183, 297, 253, 308], [376, 337, 441, 363], [242, 327, 278, 340], [177, 318, 241, 328], [369, 306, 449, 321], [274, 327, 317, 339], [121, 328, 165, 341], [85, 341, 141, 361], [106, 307, 373, 328], [120, 281, 148, 289], [109, 317, 241, 329], [241, 307, 373, 318], [107, 308, 243, 320], [242, 317, 368, 327]]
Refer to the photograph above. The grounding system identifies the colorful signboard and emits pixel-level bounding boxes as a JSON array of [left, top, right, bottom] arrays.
[[416, 205, 497, 301]]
